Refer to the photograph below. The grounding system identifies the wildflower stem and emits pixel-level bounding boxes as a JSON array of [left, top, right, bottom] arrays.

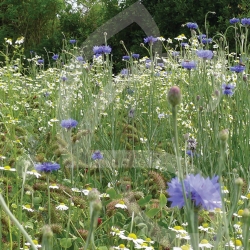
[[46, 174, 51, 224], [0, 194, 38, 250], [172, 106, 182, 179]]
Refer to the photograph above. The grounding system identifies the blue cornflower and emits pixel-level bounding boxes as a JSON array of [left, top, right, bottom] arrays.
[[61, 119, 78, 129], [69, 39, 76, 44], [230, 18, 240, 24], [196, 50, 213, 60], [76, 56, 84, 62], [92, 150, 103, 160], [157, 63, 164, 67], [37, 59, 44, 64], [35, 162, 60, 173], [181, 61, 197, 70], [230, 64, 245, 73], [197, 34, 206, 41], [144, 36, 158, 44], [201, 38, 213, 44], [93, 45, 111, 55], [222, 83, 235, 96], [61, 76, 67, 81], [241, 18, 250, 26], [122, 55, 130, 60], [172, 51, 180, 57], [181, 42, 189, 47], [52, 54, 59, 60], [121, 68, 129, 76], [186, 22, 198, 29], [167, 174, 222, 210], [132, 53, 140, 59]]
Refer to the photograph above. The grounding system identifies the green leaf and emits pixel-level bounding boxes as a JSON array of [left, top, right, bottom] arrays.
[[106, 188, 119, 199], [59, 238, 72, 248], [159, 193, 167, 209], [138, 195, 152, 206], [24, 221, 33, 229], [146, 208, 160, 218]]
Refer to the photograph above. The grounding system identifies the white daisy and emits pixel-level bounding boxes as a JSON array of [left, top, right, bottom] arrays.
[[22, 205, 34, 212], [56, 203, 69, 211]]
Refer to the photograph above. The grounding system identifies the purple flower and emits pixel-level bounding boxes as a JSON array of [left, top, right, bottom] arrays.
[[92, 150, 103, 160], [241, 18, 250, 26], [222, 83, 235, 96], [144, 36, 158, 44], [181, 61, 197, 70], [181, 42, 189, 47], [197, 34, 206, 41], [76, 56, 84, 62], [230, 65, 245, 73], [230, 18, 240, 24], [52, 54, 59, 60], [132, 54, 140, 59], [61, 76, 67, 81], [157, 63, 164, 67], [61, 119, 78, 129], [37, 59, 44, 64], [201, 38, 213, 44], [186, 22, 198, 29], [122, 55, 130, 60], [93, 45, 111, 55], [35, 162, 60, 173], [167, 174, 222, 210], [172, 51, 180, 57], [196, 50, 213, 60], [121, 68, 129, 76], [69, 39, 76, 44]]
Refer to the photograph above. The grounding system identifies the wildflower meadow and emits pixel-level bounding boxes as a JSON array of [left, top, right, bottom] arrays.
[[1, 15, 250, 250]]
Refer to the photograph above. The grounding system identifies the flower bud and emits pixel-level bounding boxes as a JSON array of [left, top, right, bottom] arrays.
[[88, 188, 100, 202], [235, 177, 243, 186], [167, 86, 182, 107], [219, 129, 229, 141], [242, 208, 250, 218], [92, 199, 102, 212]]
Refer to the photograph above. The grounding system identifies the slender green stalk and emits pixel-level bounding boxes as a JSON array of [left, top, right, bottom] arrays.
[[0, 194, 38, 250], [46, 175, 51, 225]]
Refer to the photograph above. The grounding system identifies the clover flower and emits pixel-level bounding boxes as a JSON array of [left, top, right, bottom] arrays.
[[144, 36, 158, 44], [186, 22, 198, 29], [196, 50, 213, 60], [181, 61, 197, 70], [35, 162, 60, 173], [230, 18, 240, 24], [61, 119, 78, 129], [241, 18, 250, 26], [167, 174, 222, 210], [92, 150, 103, 160], [222, 83, 234, 96], [230, 64, 245, 73]]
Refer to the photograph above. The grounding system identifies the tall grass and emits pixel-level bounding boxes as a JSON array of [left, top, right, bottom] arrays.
[[0, 18, 249, 249]]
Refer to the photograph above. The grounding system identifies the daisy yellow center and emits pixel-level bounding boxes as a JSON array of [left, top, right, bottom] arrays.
[[238, 209, 244, 216], [87, 187, 92, 190], [200, 239, 208, 244], [181, 244, 191, 250], [202, 223, 209, 228], [119, 200, 125, 204], [60, 203, 65, 206], [4, 166, 11, 170], [25, 205, 31, 209], [119, 244, 125, 248], [247, 193, 250, 199], [32, 240, 38, 245], [145, 238, 151, 242], [234, 239, 242, 246], [174, 226, 183, 230], [214, 208, 221, 212], [141, 243, 148, 247], [128, 233, 137, 239]]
